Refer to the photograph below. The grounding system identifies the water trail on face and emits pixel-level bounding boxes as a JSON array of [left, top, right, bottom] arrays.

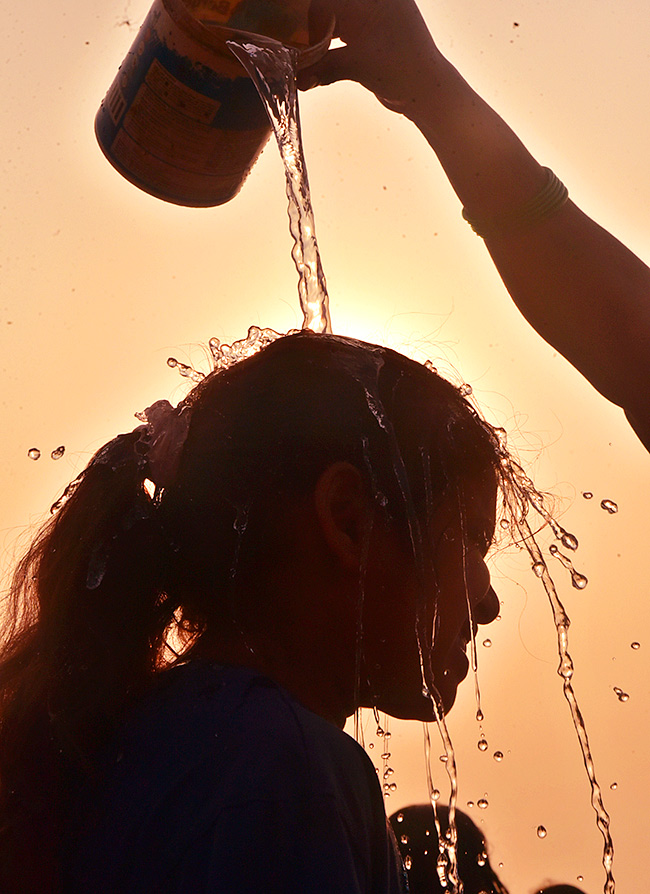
[[456, 483, 484, 725], [227, 40, 331, 334], [499, 455, 615, 894]]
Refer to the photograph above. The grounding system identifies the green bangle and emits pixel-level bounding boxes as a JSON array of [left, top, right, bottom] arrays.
[[462, 167, 569, 238]]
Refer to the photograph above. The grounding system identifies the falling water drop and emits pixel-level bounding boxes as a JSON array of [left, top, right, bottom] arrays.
[[600, 499, 618, 514], [561, 531, 579, 551], [50, 445, 65, 460], [477, 737, 488, 752], [631, 642, 640, 650], [536, 825, 547, 839], [482, 638, 492, 648], [493, 751, 504, 762], [613, 687, 629, 702], [577, 876, 584, 883], [27, 447, 41, 460], [610, 782, 618, 791], [466, 800, 474, 809], [477, 798, 489, 810], [476, 708, 484, 722], [404, 855, 412, 870]]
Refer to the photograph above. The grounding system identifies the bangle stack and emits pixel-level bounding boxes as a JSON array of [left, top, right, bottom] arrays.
[[462, 167, 569, 238]]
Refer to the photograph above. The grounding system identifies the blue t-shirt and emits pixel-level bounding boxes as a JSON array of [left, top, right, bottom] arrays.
[[62, 663, 405, 893]]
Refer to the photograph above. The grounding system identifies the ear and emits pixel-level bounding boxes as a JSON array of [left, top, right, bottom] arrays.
[[313, 462, 375, 572]]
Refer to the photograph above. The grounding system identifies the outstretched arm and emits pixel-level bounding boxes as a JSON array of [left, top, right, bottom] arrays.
[[302, 0, 650, 451]]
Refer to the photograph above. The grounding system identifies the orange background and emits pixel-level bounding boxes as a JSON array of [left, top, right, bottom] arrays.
[[1, 2, 649, 891]]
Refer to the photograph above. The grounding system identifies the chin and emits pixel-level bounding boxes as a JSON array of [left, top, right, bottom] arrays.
[[373, 681, 458, 722]]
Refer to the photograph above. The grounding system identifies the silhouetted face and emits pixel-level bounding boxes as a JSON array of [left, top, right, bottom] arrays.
[[359, 472, 499, 720]]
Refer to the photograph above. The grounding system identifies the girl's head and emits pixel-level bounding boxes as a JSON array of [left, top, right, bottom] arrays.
[[153, 331, 500, 720], [5, 332, 502, 745]]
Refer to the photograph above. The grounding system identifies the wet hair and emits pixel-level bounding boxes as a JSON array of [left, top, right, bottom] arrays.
[[0, 332, 501, 892]]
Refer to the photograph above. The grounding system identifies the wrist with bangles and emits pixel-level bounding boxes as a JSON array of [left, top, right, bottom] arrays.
[[462, 167, 569, 238]]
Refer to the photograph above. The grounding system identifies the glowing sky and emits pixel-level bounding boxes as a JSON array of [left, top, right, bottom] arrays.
[[2, 1, 649, 891]]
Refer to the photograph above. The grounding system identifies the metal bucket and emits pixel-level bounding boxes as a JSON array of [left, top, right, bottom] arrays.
[[95, 0, 333, 206]]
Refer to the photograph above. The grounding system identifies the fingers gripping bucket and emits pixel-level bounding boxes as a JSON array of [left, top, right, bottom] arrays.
[[95, 0, 333, 207]]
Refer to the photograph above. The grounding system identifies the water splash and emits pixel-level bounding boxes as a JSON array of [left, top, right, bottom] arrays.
[[499, 454, 615, 893], [600, 499, 618, 515], [228, 39, 331, 334]]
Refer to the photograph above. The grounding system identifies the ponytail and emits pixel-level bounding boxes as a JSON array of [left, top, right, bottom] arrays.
[[0, 430, 177, 892]]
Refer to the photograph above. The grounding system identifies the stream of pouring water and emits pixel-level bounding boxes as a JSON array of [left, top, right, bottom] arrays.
[[500, 453, 616, 894], [213, 38, 615, 894], [227, 39, 331, 334]]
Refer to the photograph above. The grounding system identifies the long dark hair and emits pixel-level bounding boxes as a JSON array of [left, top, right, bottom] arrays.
[[0, 332, 501, 891]]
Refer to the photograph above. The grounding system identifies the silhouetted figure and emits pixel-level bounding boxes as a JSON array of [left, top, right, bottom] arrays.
[[389, 803, 509, 894], [0, 333, 502, 892]]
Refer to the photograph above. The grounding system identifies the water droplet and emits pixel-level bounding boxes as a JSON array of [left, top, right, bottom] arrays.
[[439, 754, 448, 763], [167, 357, 178, 368], [482, 638, 492, 648], [582, 491, 593, 499], [50, 445, 65, 460], [404, 855, 412, 870], [400, 834, 409, 844], [532, 561, 545, 577], [477, 851, 487, 867], [600, 499, 618, 514], [368, 742, 374, 749], [493, 751, 504, 762], [499, 862, 504, 869], [389, 782, 397, 791], [631, 641, 640, 650], [561, 531, 579, 550], [459, 383, 473, 396], [27, 447, 41, 460], [424, 360, 437, 372], [466, 800, 474, 808], [477, 737, 488, 752], [476, 708, 484, 722], [613, 687, 629, 702], [571, 571, 589, 589], [383, 767, 394, 778], [609, 782, 618, 791], [396, 812, 404, 823], [381, 752, 391, 759], [431, 788, 440, 801], [383, 731, 392, 739], [477, 798, 489, 810], [536, 825, 547, 839], [499, 518, 510, 530], [577, 876, 584, 883]]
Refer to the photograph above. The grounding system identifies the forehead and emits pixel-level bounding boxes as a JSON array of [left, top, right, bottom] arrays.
[[428, 473, 498, 545]]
